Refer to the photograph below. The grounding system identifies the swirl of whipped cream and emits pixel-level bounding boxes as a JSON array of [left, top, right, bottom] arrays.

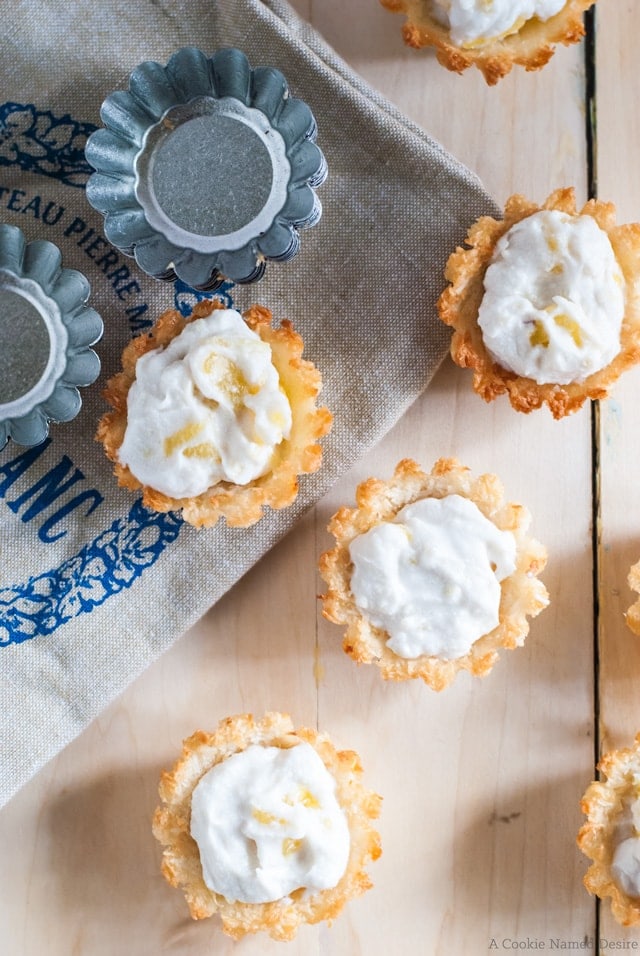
[[118, 308, 292, 498], [607, 778, 640, 899], [348, 494, 516, 660], [478, 209, 624, 385], [612, 837, 640, 898], [190, 743, 350, 904]]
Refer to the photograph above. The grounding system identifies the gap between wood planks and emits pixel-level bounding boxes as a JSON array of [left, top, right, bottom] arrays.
[[585, 5, 601, 950]]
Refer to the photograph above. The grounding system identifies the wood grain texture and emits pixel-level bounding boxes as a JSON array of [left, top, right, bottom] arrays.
[[595, 0, 640, 945], [0, 1, 612, 952]]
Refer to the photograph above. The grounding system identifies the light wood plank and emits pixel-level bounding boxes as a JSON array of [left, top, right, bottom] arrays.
[[303, 0, 595, 951], [316, 375, 595, 952], [595, 0, 640, 946]]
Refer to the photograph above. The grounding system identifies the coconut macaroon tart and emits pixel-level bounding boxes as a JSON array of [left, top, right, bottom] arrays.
[[96, 298, 331, 528], [319, 457, 549, 691], [626, 560, 640, 636], [379, 0, 596, 84], [438, 188, 640, 419], [578, 734, 640, 926], [152, 712, 382, 941]]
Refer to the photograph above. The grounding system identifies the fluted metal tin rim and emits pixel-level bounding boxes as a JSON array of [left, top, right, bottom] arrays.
[[85, 46, 328, 291], [0, 223, 103, 450]]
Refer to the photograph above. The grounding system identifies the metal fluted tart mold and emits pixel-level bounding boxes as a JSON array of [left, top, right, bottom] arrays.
[[85, 47, 328, 291], [0, 223, 103, 450]]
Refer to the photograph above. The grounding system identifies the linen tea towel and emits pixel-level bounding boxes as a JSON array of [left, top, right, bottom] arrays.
[[0, 0, 500, 808]]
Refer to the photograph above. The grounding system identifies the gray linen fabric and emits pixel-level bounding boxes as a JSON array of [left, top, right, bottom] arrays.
[[0, 0, 499, 808]]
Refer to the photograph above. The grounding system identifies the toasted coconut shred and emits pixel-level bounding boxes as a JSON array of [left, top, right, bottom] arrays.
[[379, 0, 595, 84], [319, 458, 548, 691], [438, 188, 640, 419], [578, 734, 640, 926], [152, 712, 382, 941], [96, 299, 332, 528]]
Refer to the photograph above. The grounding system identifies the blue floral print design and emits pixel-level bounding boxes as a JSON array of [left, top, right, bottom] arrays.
[[0, 500, 183, 646], [0, 102, 95, 187]]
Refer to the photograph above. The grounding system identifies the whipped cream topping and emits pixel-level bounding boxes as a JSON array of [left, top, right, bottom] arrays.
[[612, 838, 640, 898], [611, 783, 640, 898], [118, 308, 292, 498], [348, 494, 517, 660], [478, 209, 625, 385], [190, 743, 350, 904], [428, 0, 565, 46]]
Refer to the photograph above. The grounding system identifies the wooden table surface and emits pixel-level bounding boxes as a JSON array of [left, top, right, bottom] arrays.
[[3, 1, 640, 953]]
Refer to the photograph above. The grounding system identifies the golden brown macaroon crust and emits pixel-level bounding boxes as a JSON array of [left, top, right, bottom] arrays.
[[578, 733, 640, 926], [626, 560, 640, 636], [438, 188, 640, 419], [96, 299, 332, 528], [319, 457, 548, 691], [152, 712, 382, 941], [379, 0, 594, 84]]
